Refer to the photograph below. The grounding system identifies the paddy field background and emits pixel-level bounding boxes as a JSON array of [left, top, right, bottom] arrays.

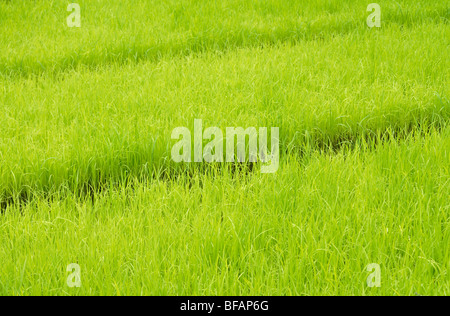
[[0, 0, 448, 295]]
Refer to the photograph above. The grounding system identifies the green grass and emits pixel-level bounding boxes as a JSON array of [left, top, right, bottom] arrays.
[[0, 0, 448, 77], [0, 0, 449, 296], [1, 128, 448, 295]]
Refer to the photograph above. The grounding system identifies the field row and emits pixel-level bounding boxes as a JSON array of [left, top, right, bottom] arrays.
[[0, 23, 448, 199], [1, 0, 448, 77], [1, 126, 448, 295]]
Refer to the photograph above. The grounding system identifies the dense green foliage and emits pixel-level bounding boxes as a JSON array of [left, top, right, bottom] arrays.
[[0, 0, 448, 295]]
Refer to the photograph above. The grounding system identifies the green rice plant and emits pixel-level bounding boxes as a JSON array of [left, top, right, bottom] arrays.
[[0, 0, 448, 296], [0, 126, 448, 295]]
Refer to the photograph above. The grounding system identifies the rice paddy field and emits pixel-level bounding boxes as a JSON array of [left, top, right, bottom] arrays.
[[0, 0, 449, 296]]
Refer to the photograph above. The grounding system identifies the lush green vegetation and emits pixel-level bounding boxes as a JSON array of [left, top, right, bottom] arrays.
[[0, 0, 448, 295]]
